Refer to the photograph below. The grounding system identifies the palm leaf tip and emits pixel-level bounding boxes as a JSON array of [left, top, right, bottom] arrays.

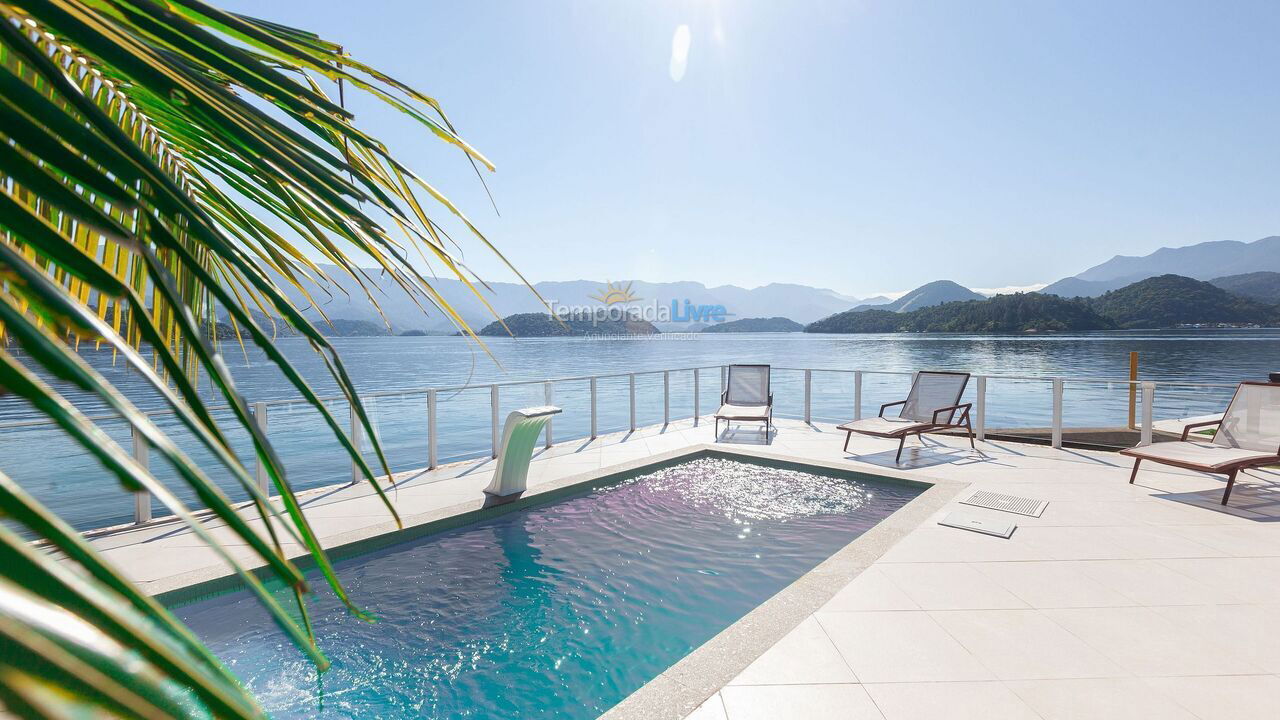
[[0, 0, 528, 715]]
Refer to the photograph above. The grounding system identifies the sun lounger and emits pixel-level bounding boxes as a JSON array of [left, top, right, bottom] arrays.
[[839, 371, 974, 462], [1121, 381, 1280, 505], [715, 364, 772, 439]]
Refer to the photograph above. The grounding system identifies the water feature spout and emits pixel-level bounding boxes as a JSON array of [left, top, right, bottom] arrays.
[[483, 405, 563, 499]]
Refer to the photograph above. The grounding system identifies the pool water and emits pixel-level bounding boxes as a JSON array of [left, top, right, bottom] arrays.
[[175, 456, 921, 719]]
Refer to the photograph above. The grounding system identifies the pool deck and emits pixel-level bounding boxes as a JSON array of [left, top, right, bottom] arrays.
[[79, 417, 1280, 719]]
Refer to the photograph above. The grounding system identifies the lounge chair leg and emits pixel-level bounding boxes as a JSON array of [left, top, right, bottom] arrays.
[[966, 418, 975, 449], [843, 431, 851, 453], [895, 436, 906, 463], [1222, 469, 1238, 505], [1128, 458, 1141, 484]]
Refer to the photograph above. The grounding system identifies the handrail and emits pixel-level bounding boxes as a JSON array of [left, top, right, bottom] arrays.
[[0, 360, 1250, 531], [0, 366, 1241, 432]]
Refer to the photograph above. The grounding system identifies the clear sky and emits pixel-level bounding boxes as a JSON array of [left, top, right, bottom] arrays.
[[221, 0, 1280, 298]]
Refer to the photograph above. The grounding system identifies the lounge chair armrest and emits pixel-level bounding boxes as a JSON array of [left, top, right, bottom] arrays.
[[721, 390, 728, 405], [1180, 418, 1222, 441], [878, 400, 907, 417], [931, 403, 971, 425]]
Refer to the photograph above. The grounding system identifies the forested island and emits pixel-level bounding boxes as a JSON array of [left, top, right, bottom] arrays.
[[701, 317, 804, 333], [478, 312, 660, 337]]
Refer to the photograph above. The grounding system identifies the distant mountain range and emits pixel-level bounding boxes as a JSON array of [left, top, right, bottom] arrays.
[[852, 280, 984, 312], [248, 234, 1280, 336], [807, 274, 1280, 333], [1041, 236, 1280, 297], [265, 266, 880, 333]]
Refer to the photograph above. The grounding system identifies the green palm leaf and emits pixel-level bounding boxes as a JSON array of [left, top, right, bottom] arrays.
[[0, 0, 526, 716]]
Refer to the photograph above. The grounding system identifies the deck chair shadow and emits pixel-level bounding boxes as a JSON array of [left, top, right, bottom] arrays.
[[715, 365, 773, 442], [1122, 381, 1280, 505], [839, 371, 974, 463]]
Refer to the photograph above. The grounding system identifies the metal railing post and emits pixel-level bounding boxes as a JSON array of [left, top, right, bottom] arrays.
[[252, 401, 269, 494], [693, 368, 700, 426], [804, 369, 812, 424], [1140, 381, 1155, 446], [349, 402, 363, 483], [544, 381, 554, 448], [1128, 351, 1139, 430], [590, 377, 598, 439], [663, 371, 670, 426], [491, 384, 500, 459], [1051, 378, 1063, 449], [853, 371, 863, 421], [131, 422, 151, 524], [427, 389, 438, 470], [975, 376, 986, 442], [629, 373, 637, 432]]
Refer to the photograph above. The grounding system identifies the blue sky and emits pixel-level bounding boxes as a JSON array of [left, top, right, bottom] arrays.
[[223, 0, 1280, 298]]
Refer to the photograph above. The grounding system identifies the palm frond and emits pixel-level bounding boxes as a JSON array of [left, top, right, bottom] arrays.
[[0, 0, 521, 716]]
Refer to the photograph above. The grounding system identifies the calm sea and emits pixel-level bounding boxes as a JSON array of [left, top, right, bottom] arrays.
[[4, 329, 1277, 530]]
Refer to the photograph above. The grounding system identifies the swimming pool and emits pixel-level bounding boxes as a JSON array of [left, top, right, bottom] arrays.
[[175, 455, 922, 719]]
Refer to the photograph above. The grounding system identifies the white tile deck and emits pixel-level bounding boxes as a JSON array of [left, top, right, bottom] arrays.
[[78, 417, 1280, 719]]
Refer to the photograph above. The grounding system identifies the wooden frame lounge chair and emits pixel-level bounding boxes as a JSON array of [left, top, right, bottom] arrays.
[[715, 364, 773, 440], [838, 371, 974, 463], [1121, 381, 1280, 505]]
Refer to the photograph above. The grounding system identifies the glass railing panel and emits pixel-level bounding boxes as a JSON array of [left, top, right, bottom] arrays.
[[5, 415, 134, 532]]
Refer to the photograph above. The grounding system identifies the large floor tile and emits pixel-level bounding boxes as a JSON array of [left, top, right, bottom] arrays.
[[865, 681, 1040, 720], [816, 611, 992, 683], [971, 561, 1135, 608], [729, 617, 857, 685], [877, 527, 1055, 563], [1043, 606, 1264, 676], [1143, 675, 1280, 720], [879, 563, 1027, 610], [719, 684, 884, 720], [930, 609, 1125, 680], [1006, 678, 1196, 720], [1075, 559, 1242, 605], [1158, 557, 1280, 602], [821, 567, 919, 612], [1150, 603, 1280, 672], [1163, 524, 1280, 557]]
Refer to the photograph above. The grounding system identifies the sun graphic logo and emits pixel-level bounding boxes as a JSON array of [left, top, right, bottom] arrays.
[[590, 280, 641, 305]]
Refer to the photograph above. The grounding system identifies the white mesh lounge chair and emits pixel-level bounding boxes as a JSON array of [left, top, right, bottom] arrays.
[[715, 364, 772, 439], [1122, 381, 1280, 505], [838, 371, 974, 463]]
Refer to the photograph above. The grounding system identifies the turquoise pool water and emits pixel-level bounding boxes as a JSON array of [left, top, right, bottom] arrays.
[[175, 456, 921, 718]]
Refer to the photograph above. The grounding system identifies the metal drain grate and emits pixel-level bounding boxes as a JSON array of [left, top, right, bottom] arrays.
[[961, 490, 1048, 517]]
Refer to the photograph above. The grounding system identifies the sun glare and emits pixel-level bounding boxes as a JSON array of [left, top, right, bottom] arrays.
[[669, 24, 691, 82]]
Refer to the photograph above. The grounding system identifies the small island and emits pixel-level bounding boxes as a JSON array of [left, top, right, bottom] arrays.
[[478, 312, 660, 337], [701, 316, 804, 333]]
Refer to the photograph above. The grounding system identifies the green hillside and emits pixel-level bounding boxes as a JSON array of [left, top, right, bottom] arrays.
[[807, 294, 1111, 333], [1209, 271, 1280, 304], [1090, 274, 1278, 329]]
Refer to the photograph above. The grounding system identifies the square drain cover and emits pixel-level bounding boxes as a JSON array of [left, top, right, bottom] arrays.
[[961, 490, 1048, 517], [939, 511, 1016, 539]]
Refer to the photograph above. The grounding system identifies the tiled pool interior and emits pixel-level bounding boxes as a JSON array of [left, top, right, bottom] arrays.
[[175, 456, 921, 719]]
